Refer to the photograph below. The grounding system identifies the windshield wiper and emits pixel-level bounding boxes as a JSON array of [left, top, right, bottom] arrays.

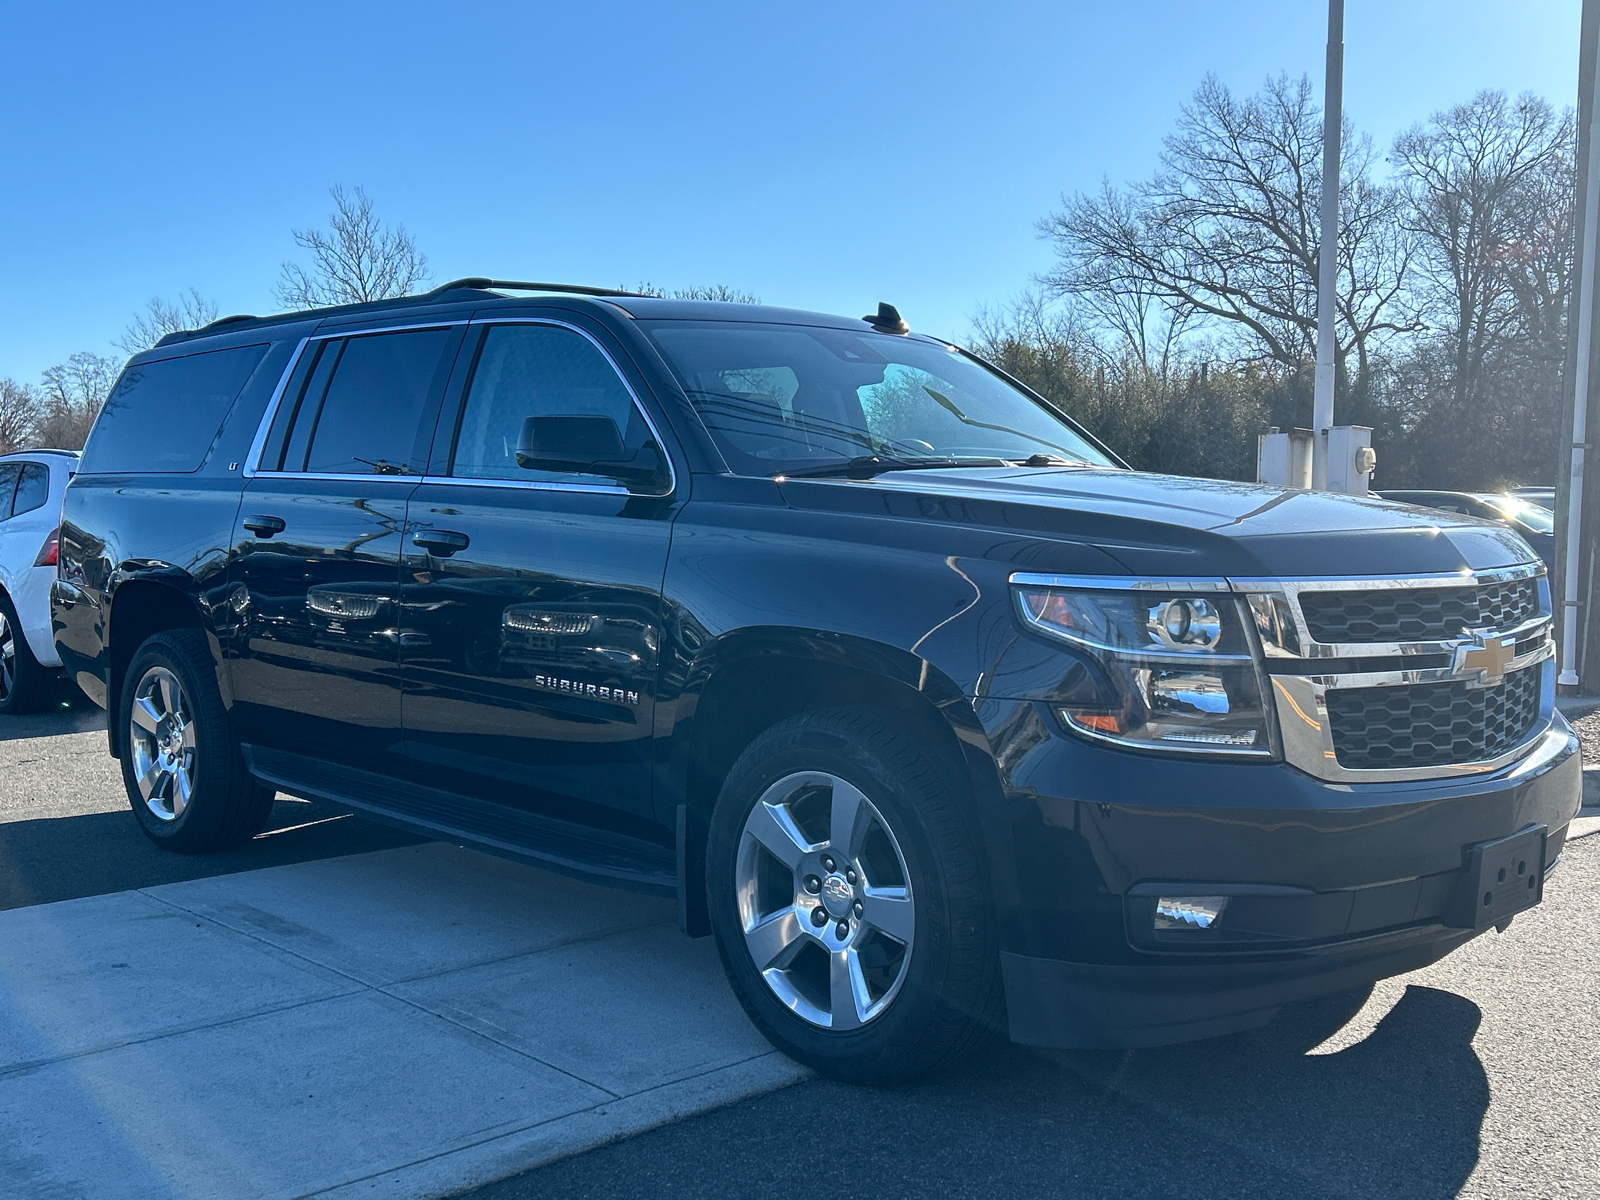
[[780, 454, 1009, 480], [1010, 453, 1091, 467]]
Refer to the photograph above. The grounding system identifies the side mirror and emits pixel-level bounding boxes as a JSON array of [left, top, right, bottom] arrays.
[[515, 415, 665, 491]]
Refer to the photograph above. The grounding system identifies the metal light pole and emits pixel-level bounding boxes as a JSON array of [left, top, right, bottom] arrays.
[[1559, 1, 1600, 690], [1311, 0, 1344, 491]]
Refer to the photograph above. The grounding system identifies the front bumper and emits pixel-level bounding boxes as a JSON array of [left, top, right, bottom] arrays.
[[973, 699, 1582, 1048]]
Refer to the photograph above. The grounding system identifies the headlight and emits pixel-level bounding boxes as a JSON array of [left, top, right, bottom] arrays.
[[1013, 579, 1275, 757]]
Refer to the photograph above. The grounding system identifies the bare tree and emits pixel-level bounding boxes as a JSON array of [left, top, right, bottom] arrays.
[[35, 352, 121, 450], [630, 282, 760, 303], [276, 185, 431, 310], [1393, 92, 1572, 417], [118, 288, 219, 355], [0, 378, 40, 454], [975, 294, 1269, 479], [1040, 75, 1416, 398]]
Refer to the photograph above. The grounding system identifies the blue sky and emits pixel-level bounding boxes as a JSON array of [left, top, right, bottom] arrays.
[[0, 1, 1582, 383]]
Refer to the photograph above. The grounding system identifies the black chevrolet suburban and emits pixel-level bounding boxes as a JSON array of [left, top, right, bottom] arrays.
[[52, 281, 1582, 1083]]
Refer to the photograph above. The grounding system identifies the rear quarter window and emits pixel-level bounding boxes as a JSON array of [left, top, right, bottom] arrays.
[[10, 463, 48, 517], [79, 343, 269, 474]]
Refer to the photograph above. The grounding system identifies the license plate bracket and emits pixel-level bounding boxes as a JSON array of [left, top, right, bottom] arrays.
[[1446, 824, 1547, 929]]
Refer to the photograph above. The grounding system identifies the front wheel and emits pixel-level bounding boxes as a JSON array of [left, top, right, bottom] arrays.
[[707, 707, 1003, 1084], [120, 630, 275, 853]]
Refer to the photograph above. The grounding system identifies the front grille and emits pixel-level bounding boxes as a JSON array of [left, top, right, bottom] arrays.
[[1326, 664, 1542, 770], [1300, 577, 1538, 643]]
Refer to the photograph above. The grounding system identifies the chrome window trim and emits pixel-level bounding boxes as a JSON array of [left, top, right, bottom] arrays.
[[235, 472, 423, 486], [243, 316, 675, 497], [413, 474, 629, 497]]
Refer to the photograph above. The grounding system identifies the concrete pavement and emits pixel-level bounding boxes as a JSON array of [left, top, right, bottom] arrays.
[[3, 700, 1594, 1200], [469, 832, 1600, 1200], [0, 843, 808, 1198]]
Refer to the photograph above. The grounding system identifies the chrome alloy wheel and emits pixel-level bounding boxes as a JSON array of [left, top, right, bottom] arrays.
[[128, 666, 197, 822], [736, 771, 915, 1030], [0, 610, 14, 702]]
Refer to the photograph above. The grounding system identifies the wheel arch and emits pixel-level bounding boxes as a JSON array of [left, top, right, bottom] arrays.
[[667, 627, 1003, 936], [106, 576, 219, 759]]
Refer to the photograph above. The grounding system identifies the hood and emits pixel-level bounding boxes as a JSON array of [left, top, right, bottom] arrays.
[[778, 466, 1538, 578]]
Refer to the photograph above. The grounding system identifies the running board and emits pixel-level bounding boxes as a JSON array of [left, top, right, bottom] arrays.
[[241, 744, 676, 896]]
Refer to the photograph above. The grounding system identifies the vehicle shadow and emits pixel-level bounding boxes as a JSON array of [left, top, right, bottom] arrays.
[[493, 983, 1488, 1200], [1026, 984, 1488, 1198], [0, 798, 424, 910], [0, 689, 107, 743]]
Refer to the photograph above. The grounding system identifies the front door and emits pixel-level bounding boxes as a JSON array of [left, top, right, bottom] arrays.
[[226, 323, 463, 771], [397, 319, 676, 829]]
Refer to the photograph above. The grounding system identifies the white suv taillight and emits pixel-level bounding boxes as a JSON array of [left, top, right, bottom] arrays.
[[34, 527, 59, 568]]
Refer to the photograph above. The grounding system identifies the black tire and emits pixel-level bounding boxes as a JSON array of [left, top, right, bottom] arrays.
[[0, 591, 57, 715], [707, 706, 1004, 1084], [119, 630, 275, 853]]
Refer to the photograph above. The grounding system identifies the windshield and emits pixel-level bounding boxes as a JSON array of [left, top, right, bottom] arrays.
[[1486, 496, 1556, 534], [643, 322, 1116, 476]]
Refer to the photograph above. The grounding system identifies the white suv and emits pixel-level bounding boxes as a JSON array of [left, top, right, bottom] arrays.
[[0, 449, 77, 713]]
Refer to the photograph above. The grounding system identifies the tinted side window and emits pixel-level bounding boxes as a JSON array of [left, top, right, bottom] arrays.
[[11, 463, 48, 517], [80, 344, 269, 474], [450, 324, 646, 484], [0, 464, 19, 519], [283, 329, 452, 475]]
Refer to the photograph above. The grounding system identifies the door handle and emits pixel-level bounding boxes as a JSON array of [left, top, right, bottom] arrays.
[[243, 515, 286, 538], [412, 529, 470, 557]]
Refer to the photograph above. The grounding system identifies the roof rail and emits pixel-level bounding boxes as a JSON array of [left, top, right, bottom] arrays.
[[149, 311, 260, 349], [426, 278, 644, 299], [200, 313, 258, 331]]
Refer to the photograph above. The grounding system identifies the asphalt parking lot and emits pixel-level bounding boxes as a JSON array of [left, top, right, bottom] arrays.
[[3, 696, 1596, 1199]]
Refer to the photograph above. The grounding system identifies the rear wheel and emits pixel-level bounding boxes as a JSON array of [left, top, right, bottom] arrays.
[[0, 592, 55, 715], [120, 630, 275, 853], [708, 707, 1003, 1084]]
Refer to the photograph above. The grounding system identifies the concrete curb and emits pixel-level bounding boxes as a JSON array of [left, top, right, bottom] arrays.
[[320, 1054, 810, 1199], [0, 844, 813, 1200], [1555, 695, 1600, 720]]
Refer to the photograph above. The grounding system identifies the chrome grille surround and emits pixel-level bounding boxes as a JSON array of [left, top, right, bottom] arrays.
[[1230, 563, 1555, 784], [1298, 576, 1539, 643]]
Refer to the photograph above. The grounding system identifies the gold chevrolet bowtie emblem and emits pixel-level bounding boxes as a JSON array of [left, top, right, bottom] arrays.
[[1454, 632, 1516, 683]]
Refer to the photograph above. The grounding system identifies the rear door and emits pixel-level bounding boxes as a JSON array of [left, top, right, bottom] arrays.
[[227, 322, 464, 773], [6, 462, 52, 565], [396, 318, 676, 828], [0, 463, 21, 577]]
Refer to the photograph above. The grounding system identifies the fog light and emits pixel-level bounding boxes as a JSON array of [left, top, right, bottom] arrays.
[[1155, 896, 1228, 930]]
